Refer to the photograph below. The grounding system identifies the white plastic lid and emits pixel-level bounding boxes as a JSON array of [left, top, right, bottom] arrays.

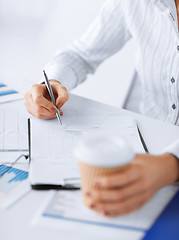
[[74, 134, 135, 168]]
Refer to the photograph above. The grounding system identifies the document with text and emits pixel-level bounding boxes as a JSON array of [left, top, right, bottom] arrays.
[[29, 116, 145, 187]]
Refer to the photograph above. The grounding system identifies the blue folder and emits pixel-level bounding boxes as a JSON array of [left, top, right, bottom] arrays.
[[143, 190, 179, 240]]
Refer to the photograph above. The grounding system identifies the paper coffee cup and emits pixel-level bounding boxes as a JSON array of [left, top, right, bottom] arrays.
[[74, 134, 135, 208]]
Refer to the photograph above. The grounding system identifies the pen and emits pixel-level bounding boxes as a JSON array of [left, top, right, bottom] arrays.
[[43, 70, 62, 125], [137, 126, 149, 153]]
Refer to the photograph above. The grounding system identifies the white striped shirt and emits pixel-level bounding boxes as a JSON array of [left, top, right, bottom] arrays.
[[46, 0, 179, 158]]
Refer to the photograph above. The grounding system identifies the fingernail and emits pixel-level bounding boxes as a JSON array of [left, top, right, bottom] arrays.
[[86, 191, 91, 197], [90, 203, 96, 208], [103, 211, 109, 216]]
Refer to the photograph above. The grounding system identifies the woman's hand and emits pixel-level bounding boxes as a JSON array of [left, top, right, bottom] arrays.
[[24, 80, 69, 119], [86, 153, 179, 217]]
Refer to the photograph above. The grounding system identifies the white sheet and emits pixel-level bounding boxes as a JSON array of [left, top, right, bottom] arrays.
[[31, 185, 179, 240], [29, 116, 145, 186], [0, 109, 29, 163]]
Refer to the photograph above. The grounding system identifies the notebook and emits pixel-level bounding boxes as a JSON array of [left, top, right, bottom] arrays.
[[29, 116, 146, 189]]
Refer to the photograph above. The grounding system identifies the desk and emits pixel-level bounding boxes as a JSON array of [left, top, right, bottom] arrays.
[[1, 94, 179, 240]]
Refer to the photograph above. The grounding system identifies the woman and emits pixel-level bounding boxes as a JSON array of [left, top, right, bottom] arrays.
[[25, 0, 179, 216]]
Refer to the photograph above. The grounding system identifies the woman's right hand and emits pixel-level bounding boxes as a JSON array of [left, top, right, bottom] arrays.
[[24, 80, 69, 119]]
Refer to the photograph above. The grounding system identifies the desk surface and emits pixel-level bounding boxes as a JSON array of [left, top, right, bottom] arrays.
[[1, 94, 179, 240]]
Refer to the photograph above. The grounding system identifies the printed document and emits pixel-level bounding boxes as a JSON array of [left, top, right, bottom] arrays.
[[29, 116, 145, 187], [32, 186, 179, 240]]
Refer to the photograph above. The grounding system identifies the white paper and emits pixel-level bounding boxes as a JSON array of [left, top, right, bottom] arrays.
[[0, 84, 23, 104], [0, 164, 31, 209], [31, 191, 144, 240], [0, 109, 29, 162], [31, 185, 178, 240], [29, 116, 145, 186]]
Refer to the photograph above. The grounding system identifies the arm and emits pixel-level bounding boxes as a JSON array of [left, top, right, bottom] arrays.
[[45, 0, 132, 92], [25, 0, 131, 118]]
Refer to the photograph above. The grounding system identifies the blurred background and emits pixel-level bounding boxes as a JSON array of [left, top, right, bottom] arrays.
[[0, 0, 136, 108]]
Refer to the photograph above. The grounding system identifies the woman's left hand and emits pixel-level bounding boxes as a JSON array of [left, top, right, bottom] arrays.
[[86, 153, 179, 217]]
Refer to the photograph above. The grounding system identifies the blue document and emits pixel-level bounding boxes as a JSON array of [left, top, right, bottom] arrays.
[[143, 190, 179, 240]]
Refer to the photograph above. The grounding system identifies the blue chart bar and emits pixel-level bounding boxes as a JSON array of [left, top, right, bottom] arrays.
[[0, 90, 18, 97], [0, 83, 6, 88], [0, 165, 28, 182], [0, 165, 28, 193]]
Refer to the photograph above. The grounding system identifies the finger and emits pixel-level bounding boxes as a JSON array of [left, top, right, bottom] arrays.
[[95, 165, 141, 189], [25, 91, 57, 119], [24, 91, 33, 115], [31, 85, 56, 113], [54, 85, 69, 109], [90, 191, 152, 217], [60, 110, 63, 116], [87, 180, 146, 203]]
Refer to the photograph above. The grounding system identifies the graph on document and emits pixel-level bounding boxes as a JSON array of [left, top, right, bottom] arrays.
[[0, 82, 23, 103], [0, 165, 28, 199]]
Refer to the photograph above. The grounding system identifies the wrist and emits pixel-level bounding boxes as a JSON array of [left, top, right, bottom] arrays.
[[40, 80, 61, 85], [160, 153, 179, 185], [49, 79, 62, 85]]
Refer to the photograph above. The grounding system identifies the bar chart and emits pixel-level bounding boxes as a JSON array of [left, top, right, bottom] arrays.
[[0, 165, 28, 199], [0, 82, 23, 103]]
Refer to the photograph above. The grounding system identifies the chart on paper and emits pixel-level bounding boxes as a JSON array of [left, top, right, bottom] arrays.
[[0, 165, 28, 197], [0, 82, 23, 103], [0, 164, 30, 209]]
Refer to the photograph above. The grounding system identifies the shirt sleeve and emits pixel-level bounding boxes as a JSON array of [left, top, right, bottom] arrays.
[[162, 139, 179, 159], [45, 0, 132, 91], [162, 139, 179, 185]]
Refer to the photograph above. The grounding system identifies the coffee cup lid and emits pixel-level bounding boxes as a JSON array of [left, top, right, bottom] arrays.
[[74, 134, 135, 168]]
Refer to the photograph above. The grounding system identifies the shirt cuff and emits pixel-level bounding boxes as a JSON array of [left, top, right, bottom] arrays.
[[40, 66, 78, 92], [161, 139, 179, 185], [161, 139, 179, 159]]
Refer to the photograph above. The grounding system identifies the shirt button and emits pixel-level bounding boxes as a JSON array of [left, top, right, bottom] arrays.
[[172, 104, 176, 110], [171, 77, 175, 83], [177, 46, 179, 51]]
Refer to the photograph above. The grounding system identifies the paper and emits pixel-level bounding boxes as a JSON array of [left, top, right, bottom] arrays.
[[0, 109, 29, 163], [29, 116, 145, 186], [0, 164, 30, 209], [0, 83, 23, 104], [31, 186, 179, 240]]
